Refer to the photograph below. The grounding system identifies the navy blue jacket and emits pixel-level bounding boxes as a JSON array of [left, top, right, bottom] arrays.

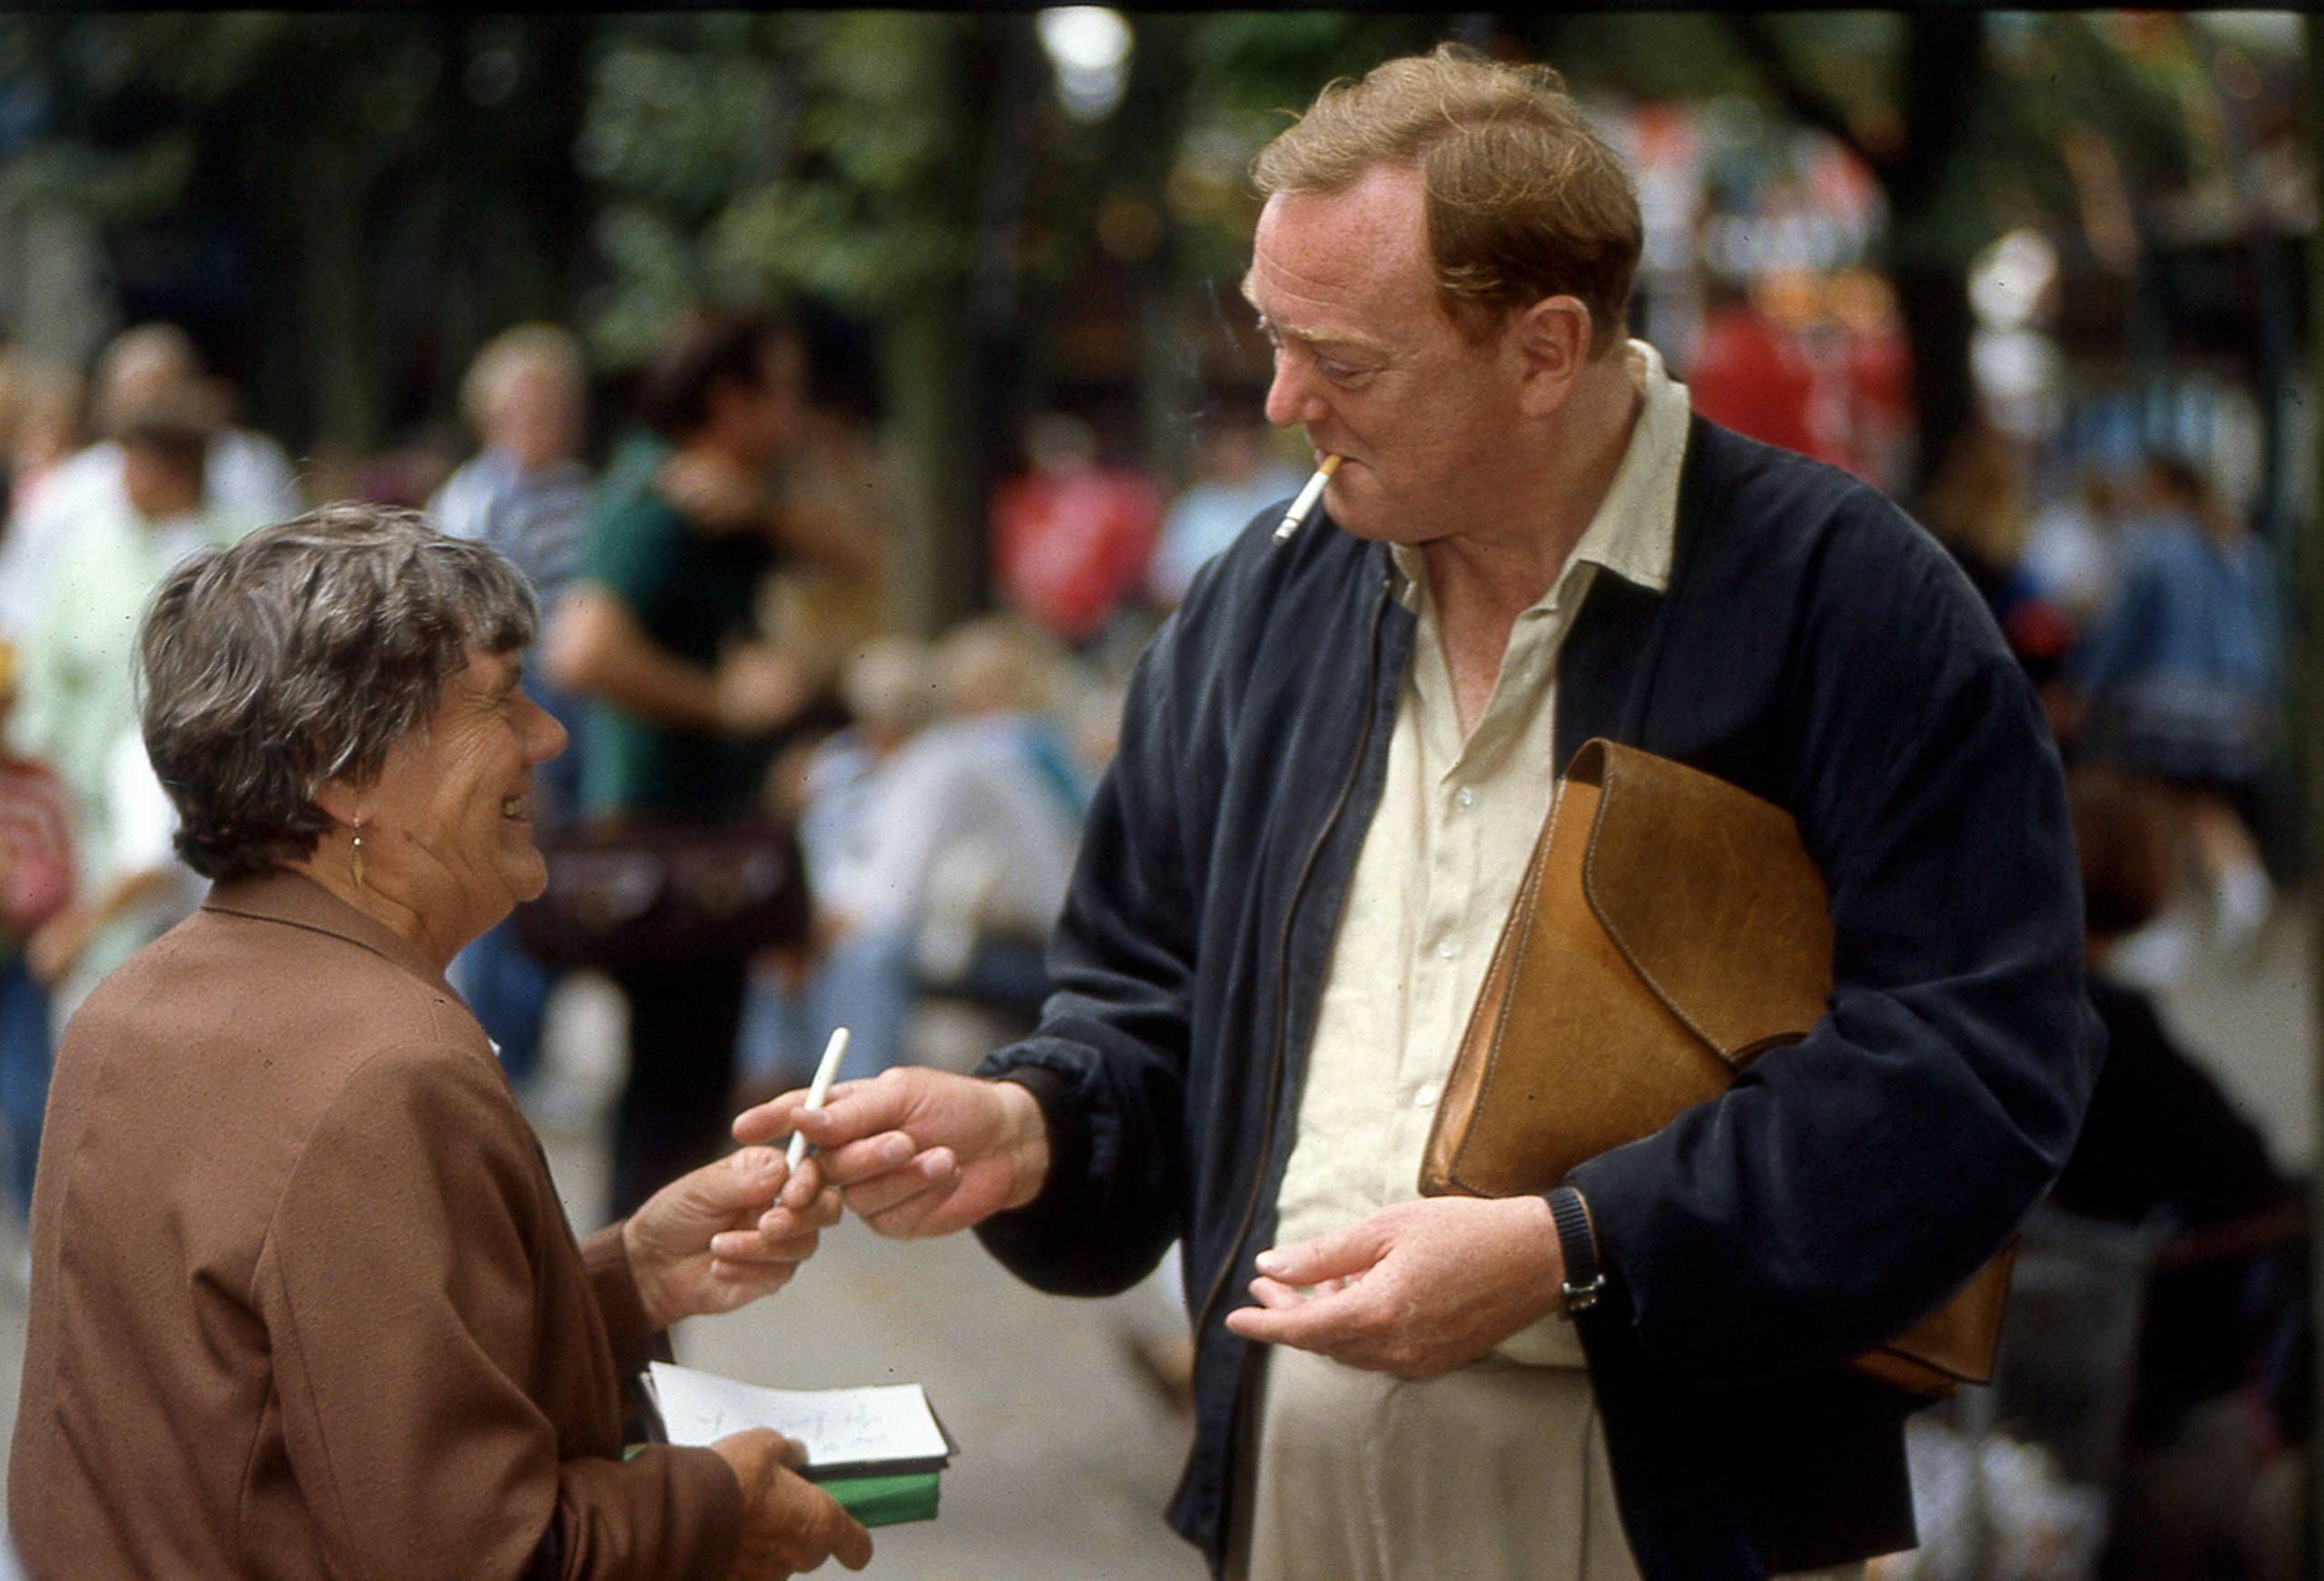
[[977, 417, 2102, 1578]]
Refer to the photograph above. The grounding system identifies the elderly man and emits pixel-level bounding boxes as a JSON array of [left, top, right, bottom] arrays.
[[745, 46, 2098, 1581]]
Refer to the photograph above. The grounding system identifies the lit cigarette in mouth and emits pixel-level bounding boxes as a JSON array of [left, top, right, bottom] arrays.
[[1273, 454, 1343, 544]]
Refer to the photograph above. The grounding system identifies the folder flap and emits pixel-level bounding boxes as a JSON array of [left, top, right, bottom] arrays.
[[1572, 740, 1834, 1065]]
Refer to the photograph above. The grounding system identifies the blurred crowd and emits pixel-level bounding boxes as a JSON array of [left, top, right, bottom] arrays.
[[0, 308, 1299, 1252], [1702, 273, 2290, 994]]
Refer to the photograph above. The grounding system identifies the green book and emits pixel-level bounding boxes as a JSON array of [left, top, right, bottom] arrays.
[[822, 1469, 941, 1527], [640, 1361, 957, 1528]]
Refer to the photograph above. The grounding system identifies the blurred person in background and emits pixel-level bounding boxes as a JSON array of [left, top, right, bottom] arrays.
[[1682, 272, 1822, 462], [1915, 416, 2034, 611], [9, 387, 262, 1024], [11, 506, 867, 1580], [0, 353, 85, 529], [756, 304, 895, 691], [989, 411, 1161, 653], [3, 323, 300, 640], [738, 633, 940, 1100], [2052, 763, 2298, 1580], [545, 309, 858, 1223], [2018, 467, 2123, 641], [2060, 452, 2280, 975], [1822, 268, 1913, 491], [1147, 402, 1302, 610], [1914, 417, 2088, 692], [0, 639, 71, 1228], [430, 324, 597, 1098], [763, 615, 1088, 1091], [0, 356, 86, 643]]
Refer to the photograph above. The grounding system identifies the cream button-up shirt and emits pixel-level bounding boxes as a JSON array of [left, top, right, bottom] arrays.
[[1238, 344, 1860, 1581]]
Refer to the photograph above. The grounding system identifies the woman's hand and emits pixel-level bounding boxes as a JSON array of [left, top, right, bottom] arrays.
[[624, 1146, 842, 1331], [711, 1429, 872, 1578]]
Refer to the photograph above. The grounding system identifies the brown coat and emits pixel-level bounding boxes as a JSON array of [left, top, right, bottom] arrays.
[[9, 871, 742, 1580]]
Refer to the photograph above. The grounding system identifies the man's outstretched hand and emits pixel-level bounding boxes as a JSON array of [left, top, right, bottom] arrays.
[[1223, 1195, 1567, 1378], [733, 1067, 1051, 1242]]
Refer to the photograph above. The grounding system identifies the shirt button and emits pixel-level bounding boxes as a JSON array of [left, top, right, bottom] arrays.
[[1455, 788, 1476, 810], [1413, 1083, 1441, 1109], [1436, 938, 1458, 959]]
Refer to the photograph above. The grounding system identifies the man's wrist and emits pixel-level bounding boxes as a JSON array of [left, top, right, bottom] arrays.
[[989, 1076, 1053, 1211]]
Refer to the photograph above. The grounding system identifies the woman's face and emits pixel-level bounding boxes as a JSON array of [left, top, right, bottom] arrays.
[[353, 646, 566, 961]]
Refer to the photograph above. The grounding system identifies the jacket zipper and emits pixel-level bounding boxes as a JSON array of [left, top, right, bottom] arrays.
[[1192, 574, 1395, 1340]]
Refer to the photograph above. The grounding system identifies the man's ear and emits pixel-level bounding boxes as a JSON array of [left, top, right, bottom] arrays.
[[1512, 295, 1593, 417]]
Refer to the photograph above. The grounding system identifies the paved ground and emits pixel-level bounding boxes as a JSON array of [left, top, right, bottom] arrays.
[[0, 898, 2310, 1576]]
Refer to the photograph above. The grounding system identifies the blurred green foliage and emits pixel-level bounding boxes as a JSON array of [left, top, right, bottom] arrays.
[[0, 9, 2282, 528]]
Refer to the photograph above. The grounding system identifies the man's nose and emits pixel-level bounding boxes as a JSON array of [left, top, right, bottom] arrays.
[[1264, 353, 1324, 429]]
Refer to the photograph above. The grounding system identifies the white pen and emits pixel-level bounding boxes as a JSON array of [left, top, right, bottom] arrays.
[[785, 1026, 852, 1168], [1272, 454, 1344, 544]]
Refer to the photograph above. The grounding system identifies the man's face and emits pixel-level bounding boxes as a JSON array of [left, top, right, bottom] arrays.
[[489, 364, 584, 475], [121, 441, 203, 524], [1243, 162, 1526, 546], [717, 337, 805, 471]]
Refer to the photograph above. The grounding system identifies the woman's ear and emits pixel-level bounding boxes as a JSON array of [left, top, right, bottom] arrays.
[[310, 777, 360, 828]]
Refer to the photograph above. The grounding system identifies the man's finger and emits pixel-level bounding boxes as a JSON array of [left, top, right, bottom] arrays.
[[861, 1187, 956, 1240], [834, 1149, 958, 1222], [1253, 1219, 1386, 1287], [1246, 1274, 1306, 1310], [1224, 1283, 1361, 1351], [729, 1078, 876, 1146], [812, 1130, 925, 1188]]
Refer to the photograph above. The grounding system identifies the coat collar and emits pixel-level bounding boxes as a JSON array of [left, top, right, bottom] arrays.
[[202, 869, 456, 997]]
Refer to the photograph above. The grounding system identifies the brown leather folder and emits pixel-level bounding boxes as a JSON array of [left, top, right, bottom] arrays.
[[1419, 738, 2012, 1396]]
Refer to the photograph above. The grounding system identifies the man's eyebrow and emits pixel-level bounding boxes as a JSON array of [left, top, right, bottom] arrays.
[[1242, 303, 1384, 358]]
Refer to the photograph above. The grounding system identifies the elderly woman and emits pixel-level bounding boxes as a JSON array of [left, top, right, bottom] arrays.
[[8, 506, 870, 1580]]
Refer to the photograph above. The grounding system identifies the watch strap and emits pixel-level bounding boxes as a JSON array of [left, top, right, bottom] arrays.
[[1547, 1185, 1605, 1315]]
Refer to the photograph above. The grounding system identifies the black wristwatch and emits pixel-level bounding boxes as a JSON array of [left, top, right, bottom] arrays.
[[1547, 1185, 1605, 1316]]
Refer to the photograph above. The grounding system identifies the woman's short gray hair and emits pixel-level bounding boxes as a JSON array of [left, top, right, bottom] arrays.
[[141, 504, 538, 880]]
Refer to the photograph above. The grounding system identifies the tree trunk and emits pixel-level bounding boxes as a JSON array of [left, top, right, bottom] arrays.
[[2301, 17, 2324, 1578], [1888, 262, 1975, 504], [1887, 12, 1984, 497], [880, 15, 1038, 637]]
